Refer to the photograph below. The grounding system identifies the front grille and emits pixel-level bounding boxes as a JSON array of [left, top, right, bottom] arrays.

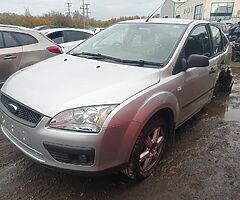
[[0, 93, 43, 127]]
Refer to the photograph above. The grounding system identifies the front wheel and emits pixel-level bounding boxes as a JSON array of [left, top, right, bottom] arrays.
[[122, 116, 168, 181]]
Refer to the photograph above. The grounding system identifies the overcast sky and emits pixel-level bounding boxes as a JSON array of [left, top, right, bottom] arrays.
[[0, 0, 164, 20]]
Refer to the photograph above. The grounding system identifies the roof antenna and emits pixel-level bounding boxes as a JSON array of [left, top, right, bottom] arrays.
[[146, 2, 164, 22]]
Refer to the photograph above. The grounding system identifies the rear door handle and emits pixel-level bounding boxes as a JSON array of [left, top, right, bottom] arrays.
[[209, 68, 216, 74], [4, 55, 17, 60]]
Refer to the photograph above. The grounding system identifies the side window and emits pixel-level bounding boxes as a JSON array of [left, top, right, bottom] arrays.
[[64, 31, 88, 42], [2, 32, 21, 48], [184, 26, 211, 58], [0, 32, 4, 48], [13, 32, 38, 46], [82, 32, 93, 39], [47, 31, 64, 44], [210, 26, 223, 55], [222, 33, 229, 51]]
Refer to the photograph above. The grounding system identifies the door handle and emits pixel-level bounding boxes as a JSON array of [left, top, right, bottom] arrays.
[[209, 68, 216, 74], [4, 55, 17, 60]]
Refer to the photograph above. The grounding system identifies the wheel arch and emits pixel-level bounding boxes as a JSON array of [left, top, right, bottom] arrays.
[[122, 92, 179, 161], [132, 92, 179, 126]]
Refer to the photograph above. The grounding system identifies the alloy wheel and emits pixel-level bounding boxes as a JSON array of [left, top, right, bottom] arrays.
[[139, 127, 165, 172]]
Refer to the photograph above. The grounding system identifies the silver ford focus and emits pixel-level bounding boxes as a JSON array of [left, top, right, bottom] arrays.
[[0, 18, 232, 180]]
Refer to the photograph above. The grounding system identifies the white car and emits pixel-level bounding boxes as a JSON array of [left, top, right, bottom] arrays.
[[41, 28, 94, 52]]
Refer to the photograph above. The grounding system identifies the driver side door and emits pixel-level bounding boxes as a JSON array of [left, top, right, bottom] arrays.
[[179, 25, 215, 124]]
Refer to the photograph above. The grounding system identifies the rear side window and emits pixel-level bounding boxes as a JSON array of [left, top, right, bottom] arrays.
[[13, 32, 38, 46], [2, 32, 20, 48], [184, 25, 211, 58], [210, 26, 223, 55], [0, 32, 4, 48], [47, 31, 64, 44], [64, 30, 92, 43], [222, 34, 229, 51], [82, 32, 92, 39]]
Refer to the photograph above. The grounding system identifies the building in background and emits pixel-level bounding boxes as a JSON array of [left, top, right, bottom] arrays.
[[161, 0, 186, 18], [176, 0, 240, 21]]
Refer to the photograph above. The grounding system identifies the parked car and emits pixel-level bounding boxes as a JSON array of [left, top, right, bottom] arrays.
[[0, 24, 62, 85], [0, 18, 232, 180], [41, 28, 94, 52]]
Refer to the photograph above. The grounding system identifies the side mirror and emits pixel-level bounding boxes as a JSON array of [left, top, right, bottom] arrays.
[[187, 54, 209, 68]]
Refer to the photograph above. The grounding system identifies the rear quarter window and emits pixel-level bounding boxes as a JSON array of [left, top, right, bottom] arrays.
[[13, 32, 38, 46], [222, 34, 229, 51], [210, 26, 223, 55], [82, 32, 93, 39]]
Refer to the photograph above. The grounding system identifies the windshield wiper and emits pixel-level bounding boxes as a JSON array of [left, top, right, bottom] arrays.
[[71, 52, 120, 61], [71, 52, 163, 67], [121, 59, 163, 67]]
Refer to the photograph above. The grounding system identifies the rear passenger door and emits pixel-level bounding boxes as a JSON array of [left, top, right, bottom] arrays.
[[0, 31, 22, 84], [209, 25, 229, 76], [13, 32, 42, 69]]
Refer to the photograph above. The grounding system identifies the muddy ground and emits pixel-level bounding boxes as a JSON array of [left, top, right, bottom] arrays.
[[0, 63, 240, 200]]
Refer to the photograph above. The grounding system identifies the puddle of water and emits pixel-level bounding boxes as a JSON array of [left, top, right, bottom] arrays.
[[231, 66, 240, 74], [204, 66, 240, 122], [204, 96, 239, 121]]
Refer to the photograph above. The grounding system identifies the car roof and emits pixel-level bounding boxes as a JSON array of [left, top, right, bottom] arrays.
[[0, 24, 31, 31], [119, 18, 204, 25], [33, 25, 67, 31], [41, 28, 94, 35]]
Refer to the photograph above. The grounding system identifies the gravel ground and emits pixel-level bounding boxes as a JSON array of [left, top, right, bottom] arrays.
[[0, 63, 240, 200]]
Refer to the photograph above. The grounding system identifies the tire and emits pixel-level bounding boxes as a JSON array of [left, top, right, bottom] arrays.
[[122, 116, 168, 181]]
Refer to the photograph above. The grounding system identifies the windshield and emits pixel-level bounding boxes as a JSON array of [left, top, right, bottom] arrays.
[[70, 23, 187, 67]]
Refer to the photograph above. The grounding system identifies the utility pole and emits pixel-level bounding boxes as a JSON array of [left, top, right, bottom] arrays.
[[85, 3, 91, 27], [80, 0, 90, 28], [65, 2, 72, 16], [85, 3, 91, 18], [80, 0, 85, 28]]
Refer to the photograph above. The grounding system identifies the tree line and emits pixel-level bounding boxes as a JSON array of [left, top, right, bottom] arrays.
[[0, 11, 145, 29]]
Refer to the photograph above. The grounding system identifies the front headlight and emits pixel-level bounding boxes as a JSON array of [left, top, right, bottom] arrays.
[[49, 105, 117, 133]]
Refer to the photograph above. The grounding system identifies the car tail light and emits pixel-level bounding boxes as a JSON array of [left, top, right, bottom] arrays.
[[47, 46, 63, 54]]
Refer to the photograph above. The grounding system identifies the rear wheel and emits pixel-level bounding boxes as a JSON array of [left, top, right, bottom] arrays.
[[215, 68, 234, 94], [122, 116, 168, 180]]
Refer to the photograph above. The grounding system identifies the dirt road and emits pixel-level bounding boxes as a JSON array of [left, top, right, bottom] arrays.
[[0, 64, 240, 200]]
